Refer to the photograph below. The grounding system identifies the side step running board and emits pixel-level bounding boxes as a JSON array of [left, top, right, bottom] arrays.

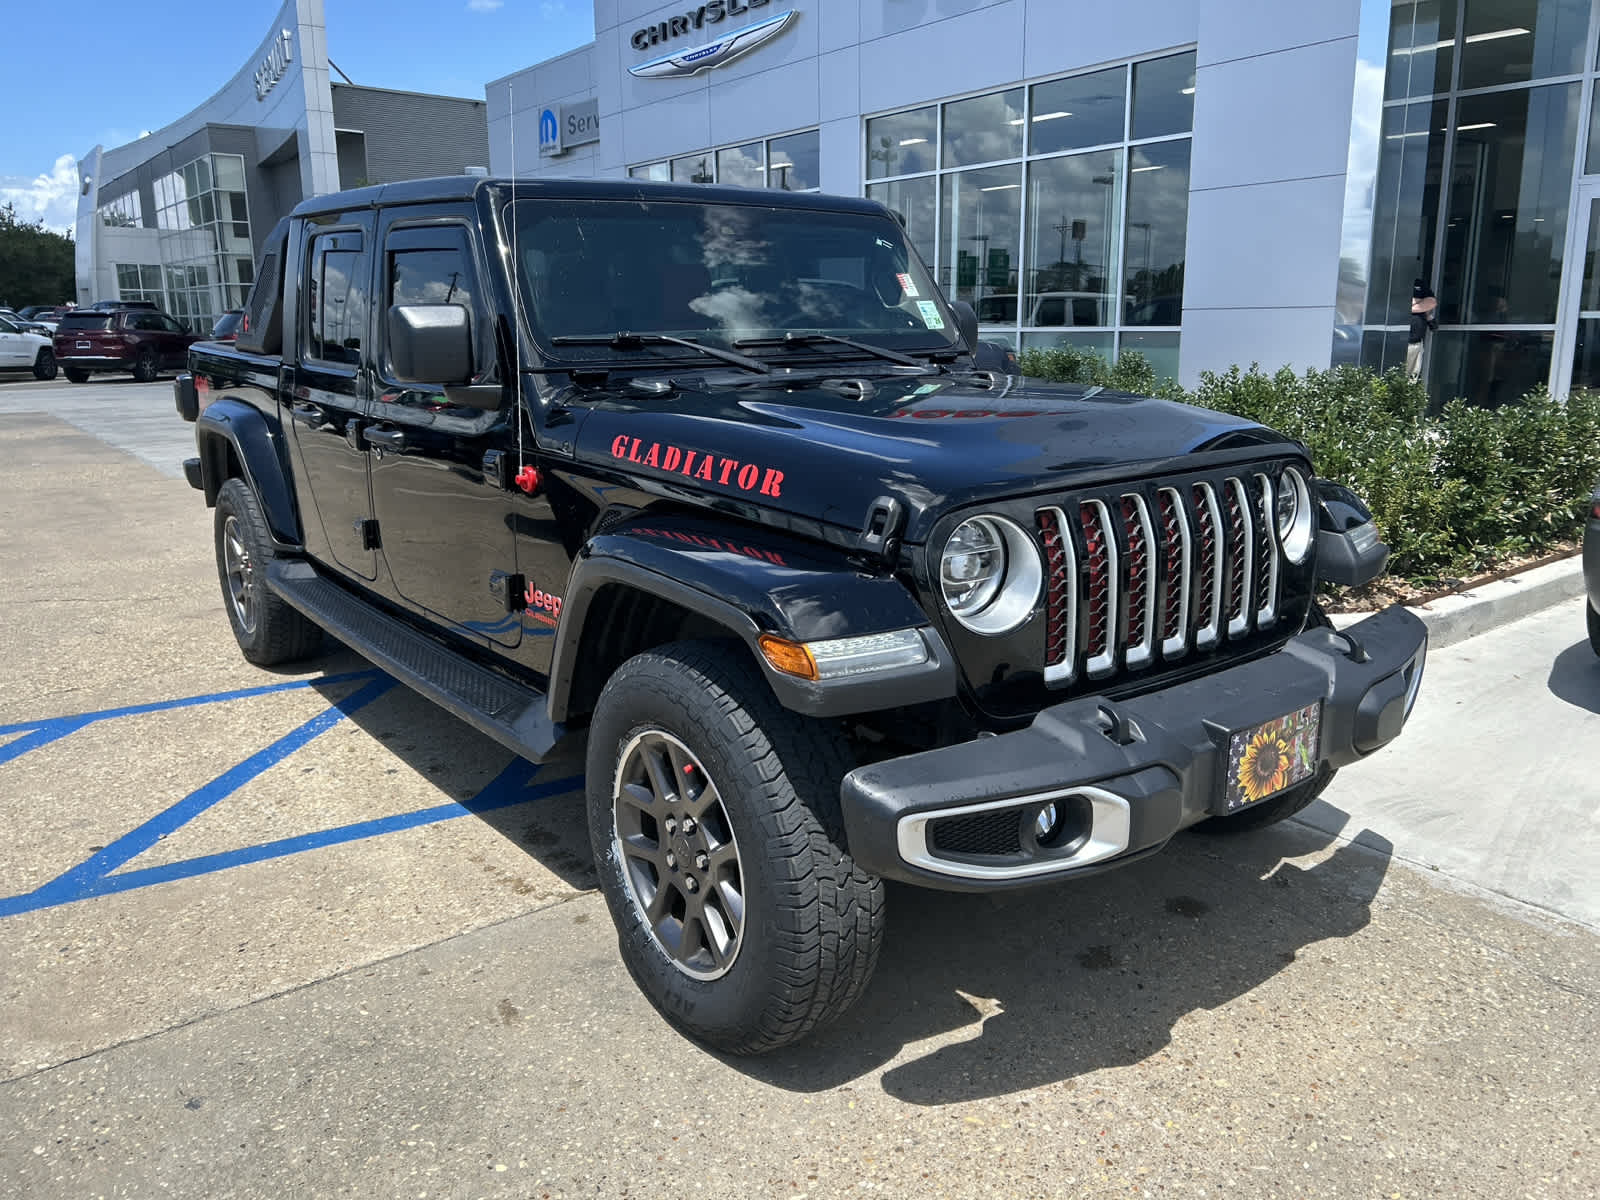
[[266, 560, 571, 762]]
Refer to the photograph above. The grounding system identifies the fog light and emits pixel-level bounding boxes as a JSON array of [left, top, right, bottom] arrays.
[[1034, 801, 1060, 841]]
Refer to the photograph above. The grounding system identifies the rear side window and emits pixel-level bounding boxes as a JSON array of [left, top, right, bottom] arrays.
[[376, 223, 492, 417], [305, 231, 368, 366], [60, 313, 112, 331]]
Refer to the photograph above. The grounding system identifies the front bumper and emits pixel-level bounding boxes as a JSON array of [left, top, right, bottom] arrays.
[[840, 605, 1427, 891]]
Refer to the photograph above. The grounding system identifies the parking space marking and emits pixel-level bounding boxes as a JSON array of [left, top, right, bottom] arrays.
[[0, 672, 585, 919]]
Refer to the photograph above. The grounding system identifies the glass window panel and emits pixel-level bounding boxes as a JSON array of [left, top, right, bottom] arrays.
[[1439, 83, 1579, 324], [1021, 329, 1115, 359], [767, 131, 819, 190], [199, 193, 216, 226], [866, 107, 937, 178], [1590, 81, 1600, 173], [194, 157, 211, 194], [716, 142, 764, 187], [631, 162, 671, 181], [1460, 0, 1588, 90], [141, 264, 162, 290], [940, 165, 1023, 311], [1386, 1, 1457, 100], [941, 88, 1024, 169], [1582, 199, 1600, 311], [1119, 330, 1181, 382], [867, 176, 938, 275], [236, 257, 254, 285], [1572, 318, 1600, 390], [1429, 328, 1554, 407], [1131, 52, 1196, 140], [1030, 66, 1127, 156], [213, 154, 245, 191], [308, 243, 366, 364], [671, 153, 714, 183], [1123, 140, 1190, 326], [1023, 150, 1121, 328], [1366, 99, 1448, 326]]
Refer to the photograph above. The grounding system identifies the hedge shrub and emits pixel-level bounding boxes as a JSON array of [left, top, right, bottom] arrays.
[[1016, 348, 1600, 582]]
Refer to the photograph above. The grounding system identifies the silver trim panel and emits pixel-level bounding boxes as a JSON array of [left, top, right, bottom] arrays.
[[895, 785, 1134, 881]]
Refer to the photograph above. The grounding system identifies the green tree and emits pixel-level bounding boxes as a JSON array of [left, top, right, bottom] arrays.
[[0, 203, 75, 307]]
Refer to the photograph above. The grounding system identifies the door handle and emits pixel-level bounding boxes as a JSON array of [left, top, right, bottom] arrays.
[[363, 426, 406, 450], [290, 402, 322, 427]]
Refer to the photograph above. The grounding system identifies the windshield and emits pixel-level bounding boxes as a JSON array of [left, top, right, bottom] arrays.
[[510, 198, 959, 362]]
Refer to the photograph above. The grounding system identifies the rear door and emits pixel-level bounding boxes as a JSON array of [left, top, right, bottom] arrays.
[[365, 207, 521, 648], [284, 215, 378, 580], [154, 312, 189, 367]]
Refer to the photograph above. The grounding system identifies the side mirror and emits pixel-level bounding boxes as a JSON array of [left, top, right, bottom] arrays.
[[950, 299, 980, 355], [387, 303, 474, 386]]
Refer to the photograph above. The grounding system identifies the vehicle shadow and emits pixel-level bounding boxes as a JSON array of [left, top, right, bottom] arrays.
[[1546, 640, 1600, 714], [737, 818, 1393, 1104], [304, 649, 595, 892]]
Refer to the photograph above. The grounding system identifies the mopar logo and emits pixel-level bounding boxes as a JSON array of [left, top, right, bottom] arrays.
[[538, 109, 559, 149], [538, 99, 600, 157], [629, 4, 796, 79]]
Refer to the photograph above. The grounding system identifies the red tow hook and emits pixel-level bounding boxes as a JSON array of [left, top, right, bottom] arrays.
[[514, 466, 542, 496]]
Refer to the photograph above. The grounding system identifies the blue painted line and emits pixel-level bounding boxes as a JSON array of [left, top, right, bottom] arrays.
[[0, 675, 397, 917], [0, 668, 383, 737], [0, 719, 89, 769]]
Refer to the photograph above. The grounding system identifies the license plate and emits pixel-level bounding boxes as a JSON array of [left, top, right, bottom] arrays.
[[1220, 702, 1322, 812], [76, 341, 89, 349]]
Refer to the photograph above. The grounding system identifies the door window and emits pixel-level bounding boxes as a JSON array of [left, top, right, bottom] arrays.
[[378, 225, 490, 417], [305, 231, 368, 366]]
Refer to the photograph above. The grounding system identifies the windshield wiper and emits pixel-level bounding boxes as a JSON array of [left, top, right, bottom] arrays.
[[734, 331, 928, 369], [550, 332, 770, 375]]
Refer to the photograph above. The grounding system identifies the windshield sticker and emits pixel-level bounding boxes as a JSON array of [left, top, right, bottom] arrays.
[[913, 382, 941, 396], [897, 273, 919, 298], [916, 301, 945, 330], [610, 434, 784, 497]]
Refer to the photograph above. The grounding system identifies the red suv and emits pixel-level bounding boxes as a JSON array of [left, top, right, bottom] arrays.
[[54, 308, 201, 383]]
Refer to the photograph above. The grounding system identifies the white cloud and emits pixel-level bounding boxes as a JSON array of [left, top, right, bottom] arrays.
[[466, 0, 504, 11], [0, 154, 79, 236]]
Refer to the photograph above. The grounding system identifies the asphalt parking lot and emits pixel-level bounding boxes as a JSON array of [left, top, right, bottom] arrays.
[[0, 375, 1596, 1199]]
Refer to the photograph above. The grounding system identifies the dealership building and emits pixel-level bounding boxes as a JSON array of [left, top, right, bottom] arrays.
[[73, 0, 489, 332], [489, 0, 1600, 402]]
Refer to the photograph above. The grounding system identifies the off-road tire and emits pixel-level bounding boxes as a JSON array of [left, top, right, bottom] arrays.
[[586, 640, 885, 1055], [1587, 600, 1600, 657], [32, 347, 57, 381], [1194, 602, 1337, 833], [213, 478, 322, 665], [132, 347, 159, 382], [64, 367, 89, 383]]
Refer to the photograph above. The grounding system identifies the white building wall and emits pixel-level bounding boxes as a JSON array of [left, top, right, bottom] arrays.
[[490, 0, 1368, 383]]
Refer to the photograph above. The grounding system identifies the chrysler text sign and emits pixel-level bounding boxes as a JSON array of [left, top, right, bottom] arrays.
[[255, 29, 294, 101], [539, 99, 601, 156], [629, 2, 796, 79]]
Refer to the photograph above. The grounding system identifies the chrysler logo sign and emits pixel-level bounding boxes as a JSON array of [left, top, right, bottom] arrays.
[[254, 28, 294, 101], [629, 3, 796, 79]]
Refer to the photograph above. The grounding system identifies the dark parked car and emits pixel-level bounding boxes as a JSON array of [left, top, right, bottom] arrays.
[[88, 299, 158, 311], [54, 308, 201, 382], [210, 309, 245, 342]]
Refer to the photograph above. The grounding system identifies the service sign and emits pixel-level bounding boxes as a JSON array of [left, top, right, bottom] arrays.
[[539, 98, 601, 156], [629, 2, 796, 79]]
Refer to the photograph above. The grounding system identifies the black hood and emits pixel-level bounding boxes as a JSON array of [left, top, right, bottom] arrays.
[[568, 371, 1294, 543]]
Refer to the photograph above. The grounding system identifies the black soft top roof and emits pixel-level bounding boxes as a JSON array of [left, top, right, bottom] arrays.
[[290, 176, 886, 221]]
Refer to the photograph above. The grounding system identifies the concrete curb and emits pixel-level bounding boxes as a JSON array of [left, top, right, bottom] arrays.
[[1332, 556, 1586, 650]]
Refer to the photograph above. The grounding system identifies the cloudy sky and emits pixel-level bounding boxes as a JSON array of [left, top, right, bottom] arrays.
[[1, 0, 593, 233]]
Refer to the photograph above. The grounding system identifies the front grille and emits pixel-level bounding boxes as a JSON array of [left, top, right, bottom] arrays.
[[929, 811, 1024, 857], [1038, 471, 1286, 685]]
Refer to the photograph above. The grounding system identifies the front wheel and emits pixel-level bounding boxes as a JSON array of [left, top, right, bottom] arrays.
[[586, 640, 885, 1055], [213, 478, 323, 665], [32, 348, 57, 381]]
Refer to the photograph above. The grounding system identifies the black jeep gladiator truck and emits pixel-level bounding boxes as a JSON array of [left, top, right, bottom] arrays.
[[177, 177, 1426, 1054]]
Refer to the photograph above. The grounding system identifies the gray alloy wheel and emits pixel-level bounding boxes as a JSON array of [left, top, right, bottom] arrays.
[[32, 347, 57, 381], [132, 346, 158, 382], [612, 728, 746, 980], [221, 513, 257, 636]]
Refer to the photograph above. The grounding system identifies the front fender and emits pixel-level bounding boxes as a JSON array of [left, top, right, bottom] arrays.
[[548, 513, 957, 721], [194, 397, 302, 549]]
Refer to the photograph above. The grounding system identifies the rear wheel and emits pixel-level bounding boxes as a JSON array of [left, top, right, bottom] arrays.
[[132, 346, 158, 382], [586, 640, 884, 1055], [64, 367, 89, 383], [213, 478, 323, 665], [32, 348, 56, 381]]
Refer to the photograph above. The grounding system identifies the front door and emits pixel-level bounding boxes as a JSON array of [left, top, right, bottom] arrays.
[[365, 209, 521, 648], [0, 316, 30, 367], [285, 216, 378, 580], [1558, 182, 1600, 395]]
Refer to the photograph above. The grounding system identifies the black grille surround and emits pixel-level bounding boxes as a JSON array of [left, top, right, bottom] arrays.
[[918, 457, 1319, 722]]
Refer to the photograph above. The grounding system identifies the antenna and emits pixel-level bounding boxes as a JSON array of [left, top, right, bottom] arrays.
[[508, 79, 524, 472]]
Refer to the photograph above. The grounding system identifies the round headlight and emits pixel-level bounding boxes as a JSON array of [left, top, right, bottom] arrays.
[[940, 516, 1042, 635], [1276, 467, 1314, 563]]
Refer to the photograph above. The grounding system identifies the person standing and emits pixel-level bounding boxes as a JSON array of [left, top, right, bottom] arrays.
[[1407, 278, 1437, 381]]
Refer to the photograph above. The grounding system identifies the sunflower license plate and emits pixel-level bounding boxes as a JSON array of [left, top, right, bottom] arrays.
[[1220, 702, 1322, 812]]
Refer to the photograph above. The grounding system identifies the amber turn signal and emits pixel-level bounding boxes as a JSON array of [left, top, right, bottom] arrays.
[[757, 634, 818, 681]]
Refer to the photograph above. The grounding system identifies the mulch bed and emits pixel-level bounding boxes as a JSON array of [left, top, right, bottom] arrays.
[[1326, 542, 1582, 614]]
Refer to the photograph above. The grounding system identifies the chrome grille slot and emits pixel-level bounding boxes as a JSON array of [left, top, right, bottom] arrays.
[[1079, 499, 1118, 677], [1037, 506, 1077, 684], [1156, 487, 1191, 659], [1224, 477, 1254, 638], [1191, 482, 1224, 649], [1120, 493, 1157, 668], [1253, 472, 1279, 626]]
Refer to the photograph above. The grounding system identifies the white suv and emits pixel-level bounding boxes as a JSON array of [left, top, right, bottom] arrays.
[[0, 313, 58, 380]]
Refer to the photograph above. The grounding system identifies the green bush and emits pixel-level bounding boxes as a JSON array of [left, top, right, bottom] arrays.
[[1018, 344, 1600, 582]]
